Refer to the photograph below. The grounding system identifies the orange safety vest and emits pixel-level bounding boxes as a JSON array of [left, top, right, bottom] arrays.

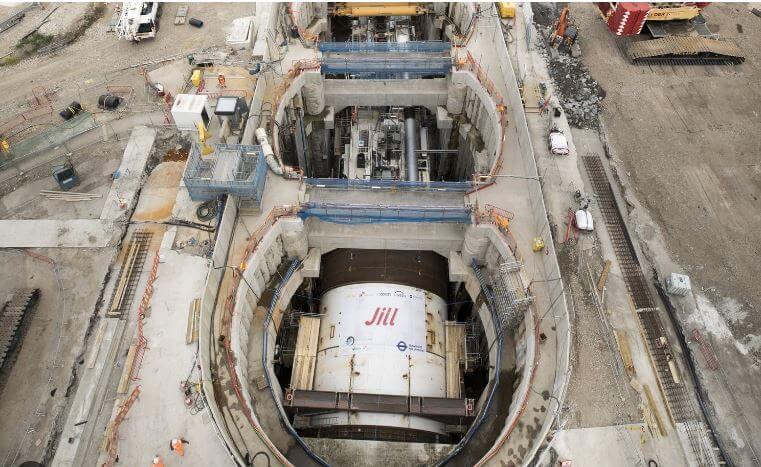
[[152, 455, 165, 467], [171, 438, 185, 456]]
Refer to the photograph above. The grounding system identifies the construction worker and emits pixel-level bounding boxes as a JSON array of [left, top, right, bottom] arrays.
[[217, 73, 226, 89], [170, 437, 189, 456], [152, 454, 164, 467]]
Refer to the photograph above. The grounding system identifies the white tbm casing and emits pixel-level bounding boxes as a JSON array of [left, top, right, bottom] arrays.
[[312, 283, 447, 433]]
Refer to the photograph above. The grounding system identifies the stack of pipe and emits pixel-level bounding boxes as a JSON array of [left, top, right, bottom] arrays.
[[40, 190, 102, 202]]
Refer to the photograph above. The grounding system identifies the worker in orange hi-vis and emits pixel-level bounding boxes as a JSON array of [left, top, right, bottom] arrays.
[[152, 454, 165, 466], [170, 437, 190, 456], [217, 73, 226, 89]]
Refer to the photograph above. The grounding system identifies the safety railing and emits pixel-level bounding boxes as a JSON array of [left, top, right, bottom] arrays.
[[183, 143, 268, 203], [298, 202, 473, 224], [321, 56, 452, 76], [319, 41, 451, 54], [305, 177, 472, 192]]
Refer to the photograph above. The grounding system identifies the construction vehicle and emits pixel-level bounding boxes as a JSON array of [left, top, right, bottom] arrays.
[[117, 2, 161, 42], [549, 6, 578, 52], [595, 2, 744, 64], [51, 160, 80, 191]]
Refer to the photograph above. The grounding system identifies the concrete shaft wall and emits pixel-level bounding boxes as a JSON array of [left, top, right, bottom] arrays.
[[481, 11, 571, 467], [448, 71, 502, 173], [271, 71, 503, 175], [218, 216, 539, 463]]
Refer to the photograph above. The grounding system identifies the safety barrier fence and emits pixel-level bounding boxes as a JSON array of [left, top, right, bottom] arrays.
[[475, 204, 521, 261], [305, 177, 472, 192], [183, 143, 268, 203], [321, 56, 452, 76], [218, 205, 300, 466], [298, 202, 473, 224], [319, 41, 452, 54], [130, 252, 159, 382]]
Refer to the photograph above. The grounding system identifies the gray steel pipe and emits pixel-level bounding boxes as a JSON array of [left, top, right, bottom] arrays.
[[404, 107, 418, 182]]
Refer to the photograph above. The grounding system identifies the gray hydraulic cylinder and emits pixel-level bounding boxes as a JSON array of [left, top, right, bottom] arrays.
[[404, 107, 418, 182]]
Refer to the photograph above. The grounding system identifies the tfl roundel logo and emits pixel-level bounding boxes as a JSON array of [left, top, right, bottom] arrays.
[[396, 341, 408, 352]]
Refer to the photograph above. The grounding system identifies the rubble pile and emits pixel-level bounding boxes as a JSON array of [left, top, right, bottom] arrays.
[[532, 3, 605, 129]]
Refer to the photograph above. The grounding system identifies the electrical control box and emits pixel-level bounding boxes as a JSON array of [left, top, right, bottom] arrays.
[[171, 94, 211, 131]]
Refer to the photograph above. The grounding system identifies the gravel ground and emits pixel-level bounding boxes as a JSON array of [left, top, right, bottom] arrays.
[[0, 2, 256, 111], [557, 242, 640, 429], [532, 3, 605, 129]]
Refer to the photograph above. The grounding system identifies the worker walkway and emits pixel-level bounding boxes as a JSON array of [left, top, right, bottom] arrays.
[[109, 231, 230, 466]]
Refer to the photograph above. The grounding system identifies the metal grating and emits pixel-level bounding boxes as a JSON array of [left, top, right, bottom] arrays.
[[583, 156, 653, 309], [108, 231, 152, 318], [0, 289, 40, 386], [491, 261, 533, 332], [583, 155, 721, 466], [319, 41, 451, 54]]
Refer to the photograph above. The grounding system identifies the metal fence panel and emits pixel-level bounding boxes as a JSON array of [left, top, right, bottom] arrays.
[[321, 57, 452, 77], [183, 143, 267, 204], [319, 41, 452, 54], [305, 178, 472, 192], [298, 202, 472, 224]]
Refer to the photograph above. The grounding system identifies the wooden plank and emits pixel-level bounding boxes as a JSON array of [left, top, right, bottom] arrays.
[[117, 344, 138, 394], [291, 316, 321, 390], [598, 259, 612, 292], [643, 384, 668, 437], [614, 330, 636, 377], [87, 320, 108, 369], [445, 323, 466, 399], [186, 298, 200, 344]]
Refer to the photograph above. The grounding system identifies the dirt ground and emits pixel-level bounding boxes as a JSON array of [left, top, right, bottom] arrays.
[[556, 241, 640, 429], [0, 2, 255, 113], [0, 138, 126, 220], [567, 3, 761, 464], [0, 247, 115, 466], [0, 3, 254, 461]]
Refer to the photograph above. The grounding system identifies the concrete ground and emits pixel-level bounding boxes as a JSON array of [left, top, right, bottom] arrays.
[[110, 235, 227, 466], [566, 3, 761, 465]]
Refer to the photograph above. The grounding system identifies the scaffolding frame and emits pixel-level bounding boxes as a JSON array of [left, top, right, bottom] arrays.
[[183, 143, 267, 204], [491, 260, 533, 333]]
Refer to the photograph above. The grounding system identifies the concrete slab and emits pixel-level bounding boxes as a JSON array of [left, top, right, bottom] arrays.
[[147, 59, 192, 97], [0, 219, 118, 247], [131, 161, 184, 222], [100, 126, 157, 222], [111, 241, 228, 466], [553, 424, 649, 465]]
